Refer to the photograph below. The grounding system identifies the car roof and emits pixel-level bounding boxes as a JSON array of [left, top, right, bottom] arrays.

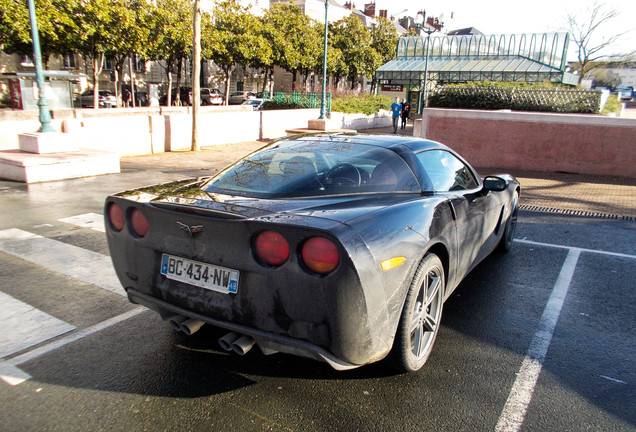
[[286, 133, 450, 153]]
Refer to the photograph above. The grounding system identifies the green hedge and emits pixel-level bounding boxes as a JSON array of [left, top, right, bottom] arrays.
[[428, 82, 601, 113], [330, 94, 393, 115], [262, 93, 392, 115]]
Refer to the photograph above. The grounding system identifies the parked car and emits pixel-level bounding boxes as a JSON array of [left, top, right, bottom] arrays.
[[617, 87, 633, 101], [241, 98, 264, 110], [201, 88, 223, 105], [159, 87, 193, 106], [228, 91, 255, 104], [77, 90, 117, 108], [104, 133, 520, 373]]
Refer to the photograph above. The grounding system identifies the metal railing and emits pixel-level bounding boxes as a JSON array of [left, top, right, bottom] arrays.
[[262, 91, 331, 112]]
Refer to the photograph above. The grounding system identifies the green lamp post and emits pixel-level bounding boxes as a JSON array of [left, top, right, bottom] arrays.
[[415, 12, 435, 114], [319, 0, 329, 120], [27, 0, 54, 132]]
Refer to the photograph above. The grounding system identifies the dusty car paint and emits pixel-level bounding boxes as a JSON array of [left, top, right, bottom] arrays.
[[105, 134, 520, 370]]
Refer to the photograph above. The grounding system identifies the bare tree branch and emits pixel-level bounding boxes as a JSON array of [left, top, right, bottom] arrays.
[[565, 0, 633, 83]]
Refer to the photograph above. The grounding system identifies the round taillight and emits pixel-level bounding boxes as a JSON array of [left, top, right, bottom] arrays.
[[254, 231, 289, 266], [301, 237, 339, 275], [130, 208, 149, 238], [108, 203, 125, 232]]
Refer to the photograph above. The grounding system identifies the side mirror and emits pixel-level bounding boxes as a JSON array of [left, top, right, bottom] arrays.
[[483, 176, 507, 192]]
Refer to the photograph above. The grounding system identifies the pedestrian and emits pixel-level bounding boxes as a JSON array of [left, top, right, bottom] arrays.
[[401, 99, 410, 130], [391, 97, 402, 133], [122, 87, 131, 107]]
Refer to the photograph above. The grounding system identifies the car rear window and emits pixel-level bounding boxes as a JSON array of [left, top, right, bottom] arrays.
[[202, 138, 421, 198]]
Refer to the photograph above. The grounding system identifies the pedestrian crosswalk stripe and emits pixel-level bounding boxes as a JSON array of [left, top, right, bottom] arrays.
[[0, 228, 125, 296], [0, 361, 31, 386], [58, 213, 105, 232], [0, 291, 75, 359], [0, 307, 145, 386]]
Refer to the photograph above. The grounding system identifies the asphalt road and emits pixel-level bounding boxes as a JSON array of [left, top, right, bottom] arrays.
[[0, 158, 634, 432]]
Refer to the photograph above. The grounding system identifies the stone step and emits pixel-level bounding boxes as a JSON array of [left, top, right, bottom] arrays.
[[0, 149, 120, 183]]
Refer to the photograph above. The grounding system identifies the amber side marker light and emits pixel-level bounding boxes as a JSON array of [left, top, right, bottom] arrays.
[[381, 256, 406, 271], [301, 237, 340, 275], [107, 203, 125, 232]]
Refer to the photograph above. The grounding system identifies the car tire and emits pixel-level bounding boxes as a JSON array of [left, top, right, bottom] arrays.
[[389, 253, 444, 373], [497, 190, 519, 252]]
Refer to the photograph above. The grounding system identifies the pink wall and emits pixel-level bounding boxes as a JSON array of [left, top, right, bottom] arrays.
[[416, 109, 636, 178]]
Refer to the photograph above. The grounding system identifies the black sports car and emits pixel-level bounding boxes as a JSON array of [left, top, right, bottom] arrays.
[[105, 133, 520, 372]]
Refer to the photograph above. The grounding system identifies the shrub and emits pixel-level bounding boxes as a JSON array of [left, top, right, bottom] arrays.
[[331, 94, 392, 115], [428, 81, 601, 114], [601, 95, 621, 115], [261, 100, 302, 110]]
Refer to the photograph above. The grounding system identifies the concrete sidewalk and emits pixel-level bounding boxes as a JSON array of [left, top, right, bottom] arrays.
[[120, 129, 636, 221]]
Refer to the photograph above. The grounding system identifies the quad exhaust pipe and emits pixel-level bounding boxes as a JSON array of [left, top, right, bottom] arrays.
[[168, 315, 205, 336], [218, 332, 255, 355], [168, 317, 255, 355]]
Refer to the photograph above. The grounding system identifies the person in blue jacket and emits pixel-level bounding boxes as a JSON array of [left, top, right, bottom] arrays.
[[391, 97, 402, 133]]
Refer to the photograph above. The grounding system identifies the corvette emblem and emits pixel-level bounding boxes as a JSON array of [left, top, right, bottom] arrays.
[[177, 221, 203, 237]]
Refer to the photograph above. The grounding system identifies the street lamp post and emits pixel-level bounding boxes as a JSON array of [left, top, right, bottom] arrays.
[[27, 0, 54, 132], [319, 0, 329, 119], [414, 12, 435, 114], [420, 27, 435, 112]]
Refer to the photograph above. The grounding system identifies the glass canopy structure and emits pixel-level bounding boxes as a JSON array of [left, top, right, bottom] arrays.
[[376, 32, 578, 87]]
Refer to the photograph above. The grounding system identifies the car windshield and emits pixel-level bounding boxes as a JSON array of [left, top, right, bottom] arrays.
[[202, 137, 421, 198]]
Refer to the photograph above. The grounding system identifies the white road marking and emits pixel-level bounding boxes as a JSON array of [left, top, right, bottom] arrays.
[[0, 308, 145, 386], [0, 291, 75, 358], [600, 375, 628, 385], [495, 248, 581, 432], [0, 362, 31, 386], [0, 228, 124, 296], [58, 213, 105, 232], [515, 238, 636, 260]]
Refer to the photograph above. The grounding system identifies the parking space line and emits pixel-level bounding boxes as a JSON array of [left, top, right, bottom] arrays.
[[516, 238, 636, 260], [496, 248, 581, 432]]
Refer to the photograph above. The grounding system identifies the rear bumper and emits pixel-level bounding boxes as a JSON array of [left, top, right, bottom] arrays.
[[127, 287, 360, 371]]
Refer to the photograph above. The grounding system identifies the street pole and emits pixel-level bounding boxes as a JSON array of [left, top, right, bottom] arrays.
[[191, 0, 201, 151], [27, 0, 54, 132], [419, 27, 435, 114], [319, 0, 329, 120]]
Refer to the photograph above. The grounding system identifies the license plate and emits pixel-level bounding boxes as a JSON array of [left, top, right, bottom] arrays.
[[160, 254, 239, 294]]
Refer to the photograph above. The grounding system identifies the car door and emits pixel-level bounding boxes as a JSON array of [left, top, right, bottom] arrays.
[[415, 150, 500, 282]]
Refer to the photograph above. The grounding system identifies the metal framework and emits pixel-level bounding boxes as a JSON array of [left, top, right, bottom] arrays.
[[376, 32, 578, 87]]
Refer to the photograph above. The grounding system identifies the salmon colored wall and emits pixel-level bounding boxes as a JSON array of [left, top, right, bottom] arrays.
[[416, 109, 636, 178]]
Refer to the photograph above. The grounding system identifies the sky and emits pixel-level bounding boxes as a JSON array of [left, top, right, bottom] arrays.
[[338, 0, 635, 57]]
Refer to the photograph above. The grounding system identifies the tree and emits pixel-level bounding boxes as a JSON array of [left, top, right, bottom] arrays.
[[146, 0, 193, 106], [566, 0, 634, 84], [105, 0, 151, 106], [370, 17, 399, 92], [330, 15, 381, 90], [0, 0, 79, 66], [262, 3, 319, 91], [69, 0, 136, 108], [206, 0, 271, 105], [589, 68, 622, 89]]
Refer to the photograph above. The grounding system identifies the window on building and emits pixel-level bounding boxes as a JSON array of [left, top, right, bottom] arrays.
[[21, 55, 34, 67], [63, 54, 77, 69], [236, 81, 244, 91], [134, 54, 145, 73], [103, 57, 113, 71]]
